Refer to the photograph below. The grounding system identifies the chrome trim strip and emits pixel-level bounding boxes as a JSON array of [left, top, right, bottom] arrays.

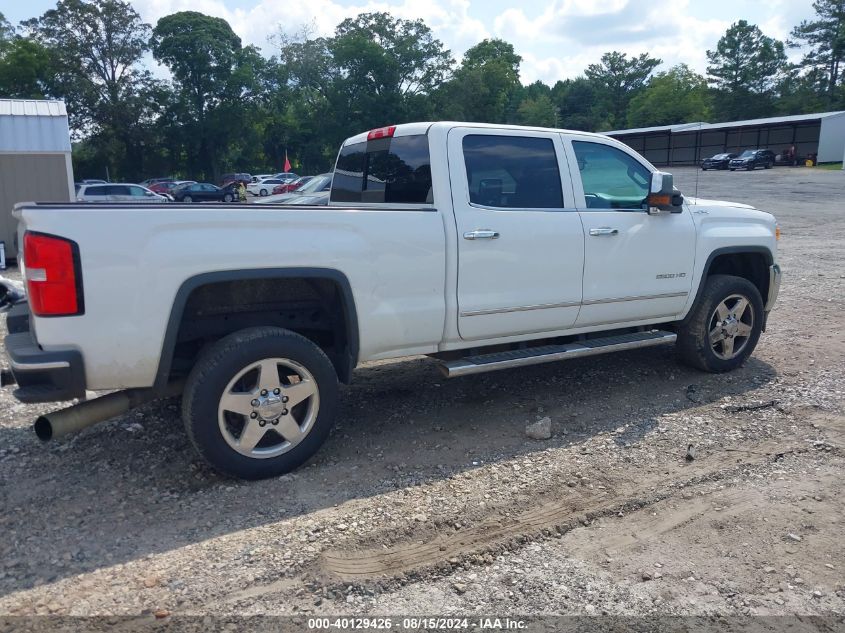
[[10, 359, 70, 371], [460, 301, 581, 317], [765, 263, 781, 311], [582, 291, 688, 306], [441, 332, 677, 377]]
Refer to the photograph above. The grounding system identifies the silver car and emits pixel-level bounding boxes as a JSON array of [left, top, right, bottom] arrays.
[[77, 183, 168, 203]]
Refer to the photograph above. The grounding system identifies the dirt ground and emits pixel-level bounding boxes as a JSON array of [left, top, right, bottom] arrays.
[[0, 165, 843, 623]]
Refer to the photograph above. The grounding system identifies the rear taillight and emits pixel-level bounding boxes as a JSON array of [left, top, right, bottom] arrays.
[[23, 231, 84, 317], [367, 126, 396, 141]]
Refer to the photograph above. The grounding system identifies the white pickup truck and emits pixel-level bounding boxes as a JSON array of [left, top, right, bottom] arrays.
[[2, 122, 781, 479]]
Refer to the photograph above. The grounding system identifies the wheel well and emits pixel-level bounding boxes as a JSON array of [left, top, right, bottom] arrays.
[[707, 251, 769, 301], [162, 275, 357, 385]]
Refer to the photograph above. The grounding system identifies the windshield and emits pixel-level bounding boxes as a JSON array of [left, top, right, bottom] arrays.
[[738, 150, 755, 158], [298, 174, 331, 193], [713, 154, 730, 159]]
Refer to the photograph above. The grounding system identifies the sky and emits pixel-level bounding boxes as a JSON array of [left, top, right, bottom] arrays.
[[2, 0, 817, 85]]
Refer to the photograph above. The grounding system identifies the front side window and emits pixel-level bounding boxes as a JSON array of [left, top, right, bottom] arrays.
[[332, 134, 433, 204], [106, 185, 130, 196], [571, 141, 650, 210], [462, 135, 564, 209]]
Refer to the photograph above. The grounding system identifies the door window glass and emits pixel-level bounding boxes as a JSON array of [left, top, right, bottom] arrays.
[[106, 185, 130, 196], [462, 135, 564, 209], [572, 141, 651, 210]]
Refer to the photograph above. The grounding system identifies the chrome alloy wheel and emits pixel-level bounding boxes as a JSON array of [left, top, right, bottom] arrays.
[[709, 294, 754, 360], [218, 358, 320, 458]]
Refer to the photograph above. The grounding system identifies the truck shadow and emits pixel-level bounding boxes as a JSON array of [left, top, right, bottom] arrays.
[[0, 346, 776, 598]]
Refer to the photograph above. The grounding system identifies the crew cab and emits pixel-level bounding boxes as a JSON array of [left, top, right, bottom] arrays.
[[2, 122, 781, 479]]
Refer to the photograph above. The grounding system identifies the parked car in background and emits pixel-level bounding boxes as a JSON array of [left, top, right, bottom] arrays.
[[140, 178, 173, 188], [220, 173, 252, 187], [149, 180, 195, 195], [246, 178, 290, 197], [272, 175, 313, 195], [251, 174, 275, 182], [76, 183, 167, 203], [729, 150, 775, 171], [286, 191, 329, 206], [79, 179, 108, 185], [700, 153, 738, 170], [273, 172, 299, 183], [254, 173, 332, 204], [172, 182, 236, 203]]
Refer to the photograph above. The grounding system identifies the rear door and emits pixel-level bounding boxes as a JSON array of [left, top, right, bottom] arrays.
[[563, 135, 696, 327], [448, 128, 584, 341]]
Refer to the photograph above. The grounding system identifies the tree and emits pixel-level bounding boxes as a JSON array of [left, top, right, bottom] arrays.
[[152, 11, 263, 180], [328, 12, 453, 131], [706, 20, 788, 120], [585, 51, 662, 128], [552, 77, 603, 131], [0, 37, 54, 99], [23, 0, 155, 179], [0, 12, 14, 42], [515, 94, 558, 127], [789, 0, 845, 98], [434, 38, 522, 123], [626, 65, 711, 127]]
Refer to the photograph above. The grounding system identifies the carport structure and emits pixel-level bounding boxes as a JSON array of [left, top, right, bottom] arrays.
[[605, 111, 845, 167], [0, 99, 74, 260]]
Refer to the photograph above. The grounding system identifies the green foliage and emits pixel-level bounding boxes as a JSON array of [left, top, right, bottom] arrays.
[[789, 0, 845, 98], [585, 51, 662, 128], [435, 38, 522, 123], [627, 65, 711, 128], [706, 20, 788, 120], [7, 4, 843, 180]]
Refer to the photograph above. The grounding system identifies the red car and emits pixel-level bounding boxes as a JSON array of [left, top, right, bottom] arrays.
[[272, 176, 313, 195]]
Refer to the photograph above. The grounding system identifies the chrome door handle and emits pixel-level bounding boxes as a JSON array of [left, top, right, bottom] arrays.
[[589, 227, 619, 236], [463, 229, 500, 240]]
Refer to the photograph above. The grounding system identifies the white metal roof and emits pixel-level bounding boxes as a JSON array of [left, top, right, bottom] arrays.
[[0, 99, 72, 153], [605, 111, 845, 136]]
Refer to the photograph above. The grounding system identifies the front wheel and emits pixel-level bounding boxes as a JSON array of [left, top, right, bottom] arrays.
[[182, 327, 339, 479], [259, 189, 268, 196], [677, 275, 764, 373], [223, 193, 234, 202]]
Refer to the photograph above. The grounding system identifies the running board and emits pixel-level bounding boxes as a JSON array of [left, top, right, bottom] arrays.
[[438, 330, 677, 378]]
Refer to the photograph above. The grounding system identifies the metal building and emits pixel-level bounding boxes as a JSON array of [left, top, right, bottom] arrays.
[[604, 111, 845, 167], [0, 99, 74, 260]]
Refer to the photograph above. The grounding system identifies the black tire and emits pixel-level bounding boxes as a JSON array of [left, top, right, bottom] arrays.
[[729, 168, 736, 171], [701, 167, 707, 171], [223, 193, 234, 202], [183, 195, 193, 203], [182, 327, 339, 479], [764, 162, 772, 169], [746, 164, 754, 171], [677, 275, 764, 373]]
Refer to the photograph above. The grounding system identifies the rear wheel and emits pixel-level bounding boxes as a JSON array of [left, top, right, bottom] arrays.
[[183, 195, 193, 203], [260, 188, 268, 196], [677, 275, 763, 373], [182, 327, 339, 479], [764, 162, 773, 169]]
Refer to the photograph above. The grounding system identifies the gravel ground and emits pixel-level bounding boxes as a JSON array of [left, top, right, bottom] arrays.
[[0, 166, 843, 622]]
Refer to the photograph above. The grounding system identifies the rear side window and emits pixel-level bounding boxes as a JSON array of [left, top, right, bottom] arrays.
[[332, 134, 433, 204], [462, 135, 564, 209], [84, 186, 106, 196]]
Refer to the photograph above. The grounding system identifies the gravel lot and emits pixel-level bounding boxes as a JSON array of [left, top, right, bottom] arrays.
[[0, 165, 843, 621]]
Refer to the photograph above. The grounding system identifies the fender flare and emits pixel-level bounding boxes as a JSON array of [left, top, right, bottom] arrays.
[[153, 267, 359, 389], [685, 246, 774, 320]]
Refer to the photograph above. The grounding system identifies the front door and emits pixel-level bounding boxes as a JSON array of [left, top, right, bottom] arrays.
[[449, 128, 585, 341], [563, 136, 696, 327]]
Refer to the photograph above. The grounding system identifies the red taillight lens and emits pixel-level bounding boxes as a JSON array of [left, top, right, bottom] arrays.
[[23, 232, 84, 317], [367, 126, 396, 141]]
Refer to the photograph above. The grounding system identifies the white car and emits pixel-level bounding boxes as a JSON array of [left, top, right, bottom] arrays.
[[246, 178, 290, 197], [7, 121, 781, 480], [76, 183, 167, 203]]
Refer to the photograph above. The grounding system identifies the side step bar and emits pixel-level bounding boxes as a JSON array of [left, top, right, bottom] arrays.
[[439, 330, 677, 378]]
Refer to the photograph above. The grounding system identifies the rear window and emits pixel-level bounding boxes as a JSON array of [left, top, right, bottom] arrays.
[[331, 134, 433, 204]]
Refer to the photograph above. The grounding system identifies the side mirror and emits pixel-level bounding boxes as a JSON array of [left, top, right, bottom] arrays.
[[647, 171, 683, 214]]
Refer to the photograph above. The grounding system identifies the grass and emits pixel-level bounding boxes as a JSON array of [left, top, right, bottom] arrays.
[[815, 162, 843, 170]]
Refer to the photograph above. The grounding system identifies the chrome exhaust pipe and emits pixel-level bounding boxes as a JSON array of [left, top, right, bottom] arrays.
[[34, 381, 183, 442]]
